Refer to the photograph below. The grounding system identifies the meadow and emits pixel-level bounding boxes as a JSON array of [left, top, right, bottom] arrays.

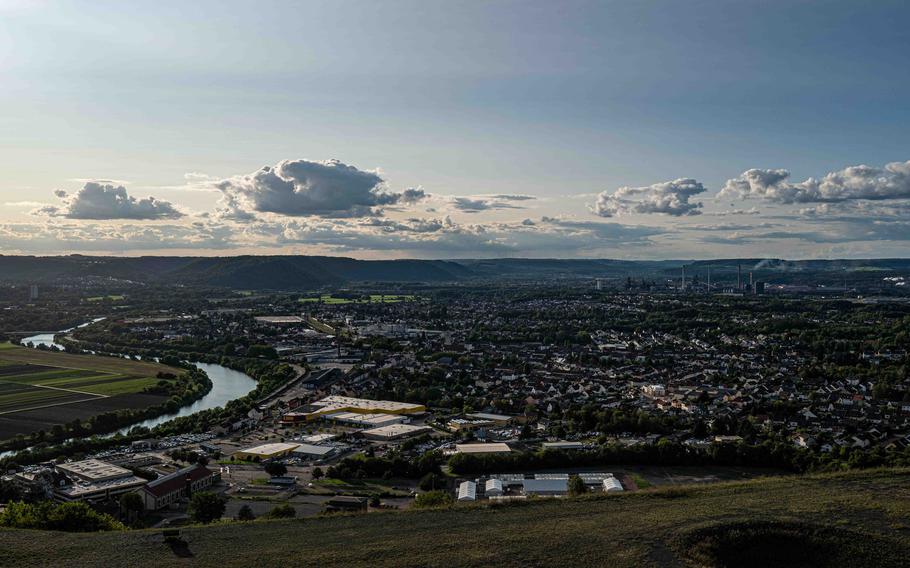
[[0, 344, 179, 438]]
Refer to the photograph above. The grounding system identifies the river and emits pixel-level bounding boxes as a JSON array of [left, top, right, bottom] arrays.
[[3, 325, 259, 459]]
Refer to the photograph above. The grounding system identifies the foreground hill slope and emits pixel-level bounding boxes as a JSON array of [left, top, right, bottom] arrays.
[[2, 468, 910, 567]]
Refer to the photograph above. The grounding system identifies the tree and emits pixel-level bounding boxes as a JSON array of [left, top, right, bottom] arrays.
[[414, 491, 453, 509], [419, 472, 443, 491], [187, 492, 225, 524], [236, 504, 256, 521], [119, 492, 144, 522], [265, 503, 296, 519], [567, 475, 588, 497], [311, 467, 324, 480], [0, 501, 124, 532], [265, 462, 288, 477]]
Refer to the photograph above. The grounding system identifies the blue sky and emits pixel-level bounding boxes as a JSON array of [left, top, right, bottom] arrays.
[[1, 0, 909, 258]]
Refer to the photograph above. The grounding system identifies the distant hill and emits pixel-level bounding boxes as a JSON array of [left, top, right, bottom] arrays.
[[1, 468, 907, 567], [0, 255, 472, 290], [0, 255, 908, 290]]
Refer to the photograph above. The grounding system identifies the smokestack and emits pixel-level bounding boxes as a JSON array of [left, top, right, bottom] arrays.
[[681, 266, 686, 291], [737, 264, 742, 290], [707, 267, 711, 293]]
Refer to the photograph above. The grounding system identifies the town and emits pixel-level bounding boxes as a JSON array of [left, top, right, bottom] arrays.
[[1, 271, 909, 530]]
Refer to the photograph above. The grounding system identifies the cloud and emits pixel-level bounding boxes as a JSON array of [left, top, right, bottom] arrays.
[[0, 221, 233, 253], [214, 158, 426, 218], [720, 159, 910, 204], [592, 178, 706, 217], [487, 194, 537, 201], [449, 194, 534, 213], [36, 182, 185, 220]]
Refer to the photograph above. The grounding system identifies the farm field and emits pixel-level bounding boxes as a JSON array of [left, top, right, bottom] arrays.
[[298, 294, 417, 304], [0, 344, 179, 440], [1, 468, 908, 567]]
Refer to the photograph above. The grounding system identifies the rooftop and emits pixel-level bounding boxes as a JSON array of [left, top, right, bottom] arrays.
[[313, 396, 425, 414], [236, 442, 301, 456], [455, 442, 512, 454], [56, 459, 133, 482]]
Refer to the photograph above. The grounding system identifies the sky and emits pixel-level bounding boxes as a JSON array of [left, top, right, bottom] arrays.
[[1, 0, 909, 259]]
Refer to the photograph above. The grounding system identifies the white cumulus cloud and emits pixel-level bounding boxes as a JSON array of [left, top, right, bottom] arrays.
[[36, 182, 184, 220], [592, 178, 706, 217], [720, 159, 910, 204], [214, 158, 426, 219]]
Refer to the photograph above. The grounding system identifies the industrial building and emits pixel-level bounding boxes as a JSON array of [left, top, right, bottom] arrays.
[[542, 441, 586, 451], [299, 396, 426, 421], [457, 473, 624, 500], [324, 411, 407, 428], [52, 459, 147, 503], [454, 442, 512, 454], [290, 444, 336, 460], [361, 423, 432, 441], [254, 316, 304, 324], [233, 442, 301, 461], [521, 478, 568, 496]]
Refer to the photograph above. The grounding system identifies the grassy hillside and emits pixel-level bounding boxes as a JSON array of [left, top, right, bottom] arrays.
[[2, 468, 909, 567]]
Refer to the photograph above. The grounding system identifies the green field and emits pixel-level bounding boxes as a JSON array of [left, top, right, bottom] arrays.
[[299, 294, 417, 305], [0, 344, 177, 376], [0, 344, 178, 416], [2, 468, 908, 567], [85, 295, 125, 302]]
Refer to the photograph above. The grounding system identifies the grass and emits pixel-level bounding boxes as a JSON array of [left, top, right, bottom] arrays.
[[85, 295, 125, 302], [0, 344, 178, 424], [3, 468, 908, 567], [305, 477, 411, 497], [0, 343, 178, 376], [630, 473, 652, 489]]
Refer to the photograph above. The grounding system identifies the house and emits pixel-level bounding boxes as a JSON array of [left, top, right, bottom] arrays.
[[140, 464, 219, 511]]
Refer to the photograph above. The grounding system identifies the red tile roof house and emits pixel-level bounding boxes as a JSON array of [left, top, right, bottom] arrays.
[[140, 464, 220, 511]]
